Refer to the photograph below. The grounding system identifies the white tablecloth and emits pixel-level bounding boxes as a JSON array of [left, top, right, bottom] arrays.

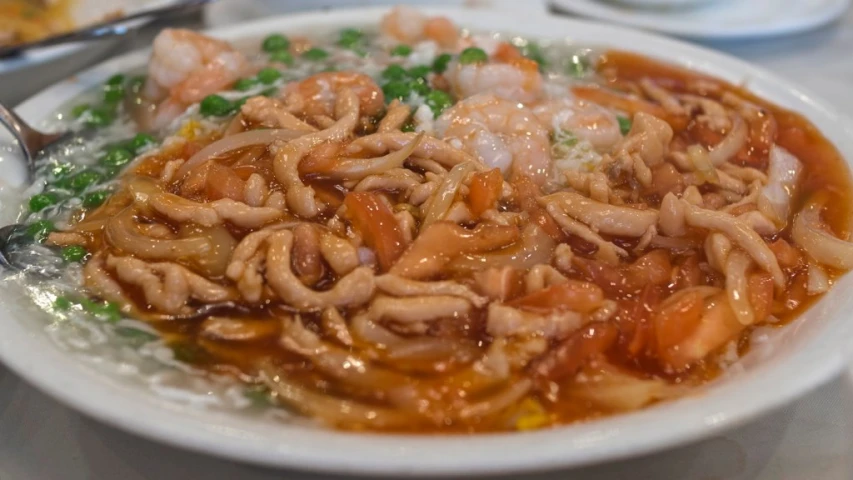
[[2, 2, 853, 479]]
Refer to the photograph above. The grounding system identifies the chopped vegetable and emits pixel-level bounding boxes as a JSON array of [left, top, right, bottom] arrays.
[[28, 193, 58, 212], [60, 245, 88, 263], [199, 94, 234, 117], [468, 168, 503, 216], [382, 80, 411, 101], [459, 47, 488, 64], [82, 299, 122, 323], [68, 170, 103, 193], [26, 220, 54, 242], [432, 53, 452, 73], [82, 107, 114, 127], [256, 67, 282, 84], [344, 192, 407, 271], [302, 47, 329, 61], [381, 64, 408, 81], [244, 384, 273, 407], [233, 78, 257, 91], [520, 41, 547, 68], [53, 296, 72, 311], [106, 74, 125, 86], [262, 34, 290, 52], [83, 190, 110, 209], [70, 104, 90, 118], [425, 90, 453, 117], [269, 50, 294, 65], [115, 327, 159, 347], [409, 79, 430, 96], [337, 28, 364, 48], [128, 133, 155, 153], [391, 44, 412, 56], [408, 65, 431, 79], [618, 116, 632, 135], [100, 147, 134, 167]]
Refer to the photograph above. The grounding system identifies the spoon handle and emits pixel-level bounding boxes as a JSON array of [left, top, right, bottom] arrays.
[[0, 102, 37, 161]]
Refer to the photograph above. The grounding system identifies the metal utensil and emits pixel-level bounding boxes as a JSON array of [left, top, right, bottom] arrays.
[[0, 101, 67, 178], [0, 0, 216, 59]]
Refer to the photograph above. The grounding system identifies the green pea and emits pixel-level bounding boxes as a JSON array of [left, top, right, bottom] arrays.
[[269, 50, 294, 66], [100, 147, 134, 167], [53, 296, 72, 311], [391, 44, 412, 56], [70, 104, 90, 118], [128, 133, 156, 153], [337, 28, 363, 48], [50, 163, 75, 180], [244, 385, 273, 407], [409, 79, 430, 96], [382, 80, 411, 101], [83, 190, 110, 209], [106, 74, 125, 86], [103, 85, 124, 104], [262, 34, 290, 52], [61, 245, 88, 263], [199, 94, 234, 117], [425, 90, 453, 117], [459, 47, 488, 64], [618, 116, 632, 135], [28, 193, 58, 213], [401, 121, 415, 132], [302, 48, 329, 61], [256, 67, 282, 85], [233, 78, 257, 91], [408, 65, 431, 79], [69, 170, 103, 193], [432, 53, 452, 74], [83, 107, 114, 128], [26, 220, 54, 242], [381, 64, 408, 81]]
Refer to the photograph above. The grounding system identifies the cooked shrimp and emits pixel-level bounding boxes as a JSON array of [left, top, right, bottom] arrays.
[[435, 94, 552, 185], [379, 5, 459, 48], [446, 56, 543, 105], [533, 97, 623, 153], [281, 71, 385, 119], [144, 29, 249, 128]]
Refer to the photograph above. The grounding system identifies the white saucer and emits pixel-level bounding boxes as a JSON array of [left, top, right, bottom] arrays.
[[550, 0, 852, 40]]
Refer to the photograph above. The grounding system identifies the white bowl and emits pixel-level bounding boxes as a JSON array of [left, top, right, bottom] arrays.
[[2, 6, 853, 477]]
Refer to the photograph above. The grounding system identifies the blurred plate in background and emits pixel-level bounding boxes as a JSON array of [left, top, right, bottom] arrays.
[[550, 0, 851, 40]]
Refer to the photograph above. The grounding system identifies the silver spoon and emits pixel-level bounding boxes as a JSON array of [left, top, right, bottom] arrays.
[[0, 0, 216, 59], [0, 101, 67, 179]]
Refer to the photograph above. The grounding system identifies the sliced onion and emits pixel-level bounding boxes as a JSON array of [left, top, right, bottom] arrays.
[[176, 128, 304, 179], [105, 207, 210, 263], [421, 161, 476, 229], [758, 145, 802, 226], [725, 250, 754, 325], [448, 224, 556, 273], [687, 144, 719, 184], [792, 197, 853, 270], [708, 114, 747, 166], [259, 363, 415, 429], [807, 261, 831, 295]]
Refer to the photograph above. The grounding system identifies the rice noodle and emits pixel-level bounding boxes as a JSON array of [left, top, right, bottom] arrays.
[[421, 161, 476, 229]]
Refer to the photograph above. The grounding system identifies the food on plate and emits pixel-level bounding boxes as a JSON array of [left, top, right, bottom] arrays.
[[0, 0, 76, 47], [12, 5, 852, 433]]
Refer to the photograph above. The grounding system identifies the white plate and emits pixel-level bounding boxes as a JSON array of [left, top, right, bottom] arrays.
[[3, 6, 853, 477], [550, 0, 852, 40], [0, 0, 181, 76]]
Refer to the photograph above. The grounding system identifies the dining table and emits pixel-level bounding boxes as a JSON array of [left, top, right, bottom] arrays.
[[2, 1, 853, 479]]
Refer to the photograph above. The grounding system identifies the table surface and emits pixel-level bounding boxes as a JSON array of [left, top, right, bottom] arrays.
[[3, 2, 853, 479]]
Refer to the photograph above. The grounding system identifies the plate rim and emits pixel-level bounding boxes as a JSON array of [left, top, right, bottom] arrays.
[[4, 5, 853, 476], [549, 0, 852, 40]]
